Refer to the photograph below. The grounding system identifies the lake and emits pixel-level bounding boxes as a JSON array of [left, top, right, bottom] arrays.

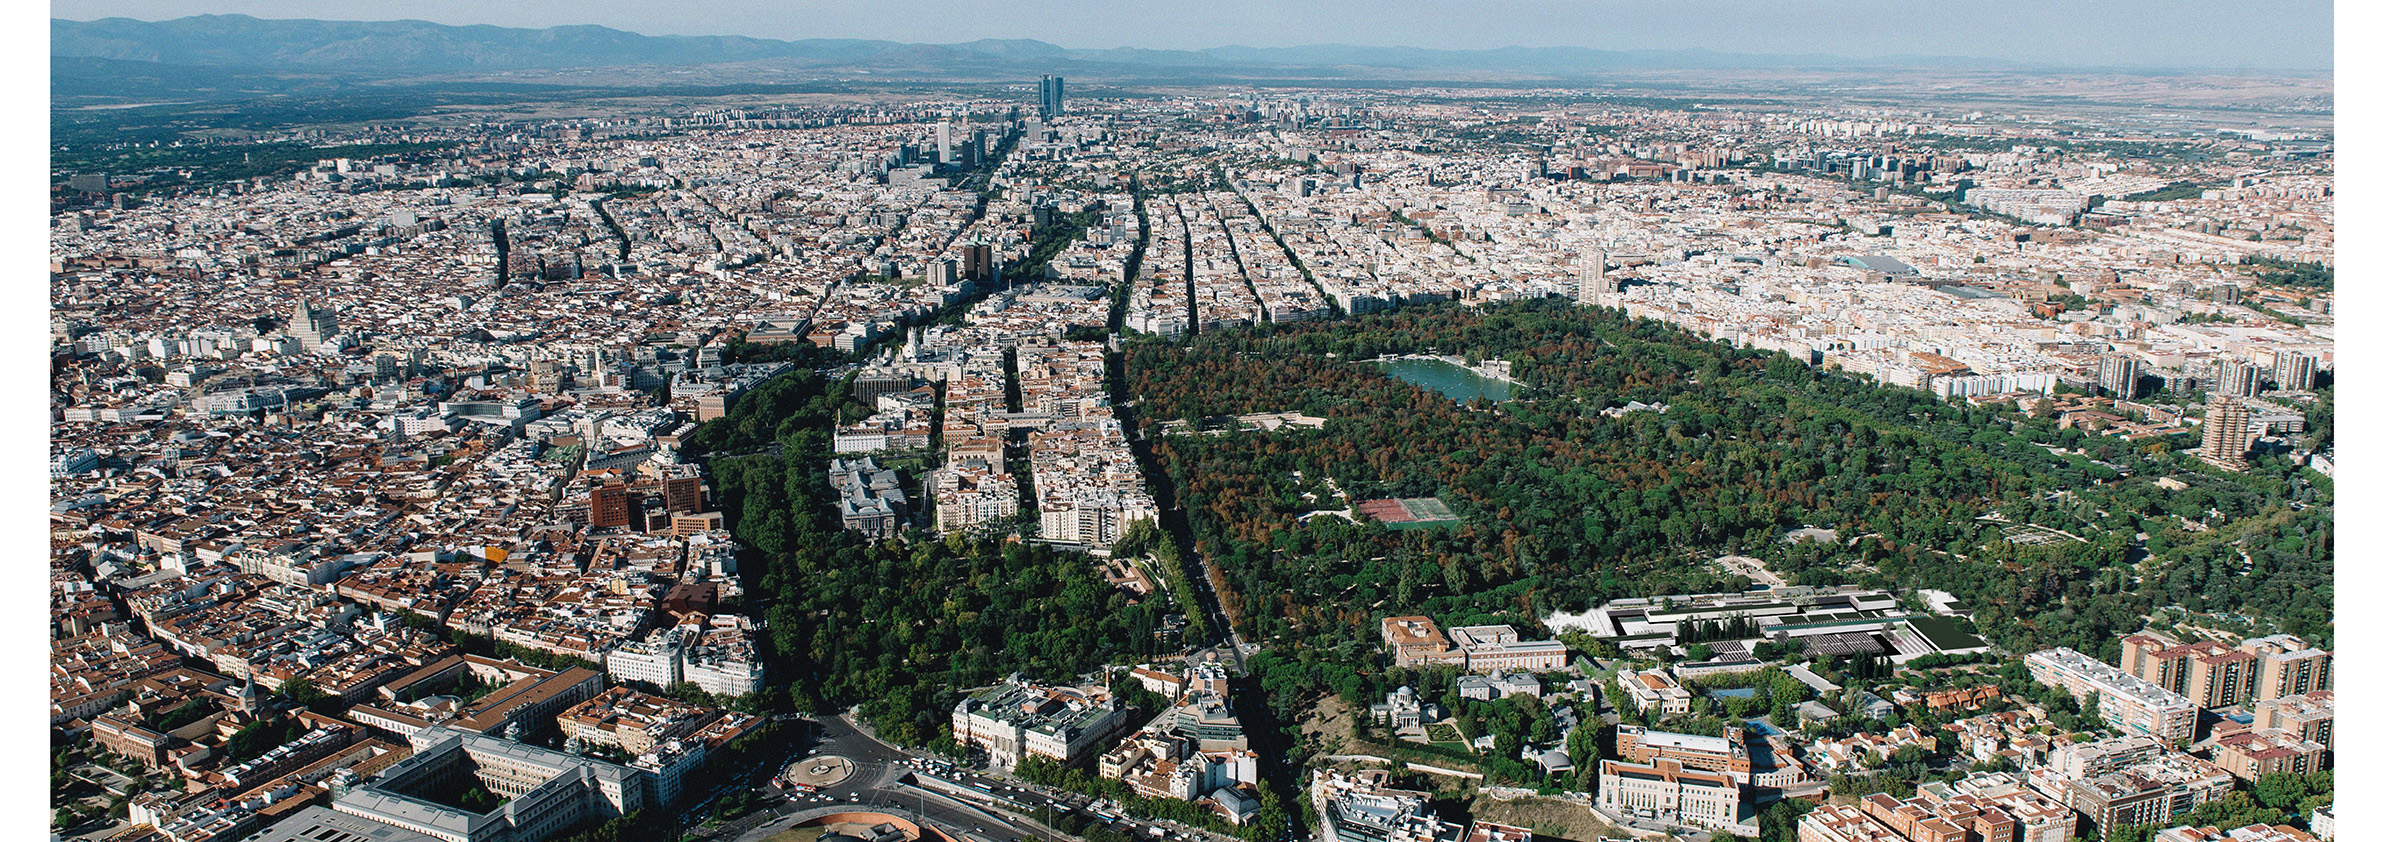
[[1374, 357, 1515, 403]]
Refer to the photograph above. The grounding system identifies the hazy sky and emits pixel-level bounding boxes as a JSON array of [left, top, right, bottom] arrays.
[[50, 0, 2334, 70]]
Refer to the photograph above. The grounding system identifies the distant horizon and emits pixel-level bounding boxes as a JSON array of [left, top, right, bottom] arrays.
[[47, 1, 2335, 73]]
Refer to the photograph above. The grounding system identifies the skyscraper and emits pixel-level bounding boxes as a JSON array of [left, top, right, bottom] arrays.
[[290, 297, 337, 353], [2098, 354, 2142, 399], [1039, 75, 1065, 120], [2201, 394, 2253, 464], [936, 121, 953, 165], [2214, 358, 2262, 398], [1575, 250, 1612, 302], [962, 242, 995, 283], [2273, 350, 2318, 392]]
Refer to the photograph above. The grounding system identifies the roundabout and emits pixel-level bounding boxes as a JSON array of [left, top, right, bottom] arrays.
[[783, 754, 857, 789]]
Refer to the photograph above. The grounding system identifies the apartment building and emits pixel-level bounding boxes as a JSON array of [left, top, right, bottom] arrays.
[[2024, 648, 2197, 742], [1800, 803, 1909, 842], [2038, 748, 2232, 835], [1853, 791, 2017, 842], [2251, 692, 2332, 748], [1311, 770, 1459, 842], [2239, 635, 2332, 702], [2119, 632, 2328, 710], [2154, 825, 2319, 842], [557, 687, 718, 756], [2118, 634, 2256, 709], [2211, 729, 2325, 781], [1916, 774, 2077, 842]]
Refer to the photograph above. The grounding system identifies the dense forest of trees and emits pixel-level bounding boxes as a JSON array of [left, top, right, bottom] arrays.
[[668, 295, 2327, 836], [2242, 255, 2334, 291], [1120, 300, 2331, 662], [2121, 181, 2207, 202]]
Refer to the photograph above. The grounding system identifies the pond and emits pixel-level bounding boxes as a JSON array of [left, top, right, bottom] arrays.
[[1373, 357, 1515, 403]]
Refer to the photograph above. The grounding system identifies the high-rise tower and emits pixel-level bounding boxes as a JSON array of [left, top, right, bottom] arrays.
[[2202, 394, 2253, 464], [2274, 350, 2318, 392], [1039, 75, 1065, 120], [2214, 358, 2262, 398], [1575, 250, 1612, 302], [290, 297, 336, 352], [2098, 354, 2142, 399]]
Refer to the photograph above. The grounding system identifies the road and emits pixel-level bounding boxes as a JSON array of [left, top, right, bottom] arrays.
[[1159, 513, 1253, 676], [715, 714, 1233, 842]]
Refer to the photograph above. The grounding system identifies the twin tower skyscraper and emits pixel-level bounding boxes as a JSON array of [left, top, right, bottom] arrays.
[[1038, 74, 1065, 120]]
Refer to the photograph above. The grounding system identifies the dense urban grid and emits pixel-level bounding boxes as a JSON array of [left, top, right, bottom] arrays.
[[50, 71, 2332, 842]]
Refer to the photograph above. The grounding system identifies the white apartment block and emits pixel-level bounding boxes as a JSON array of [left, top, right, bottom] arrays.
[[603, 624, 765, 698], [2025, 648, 2196, 742]]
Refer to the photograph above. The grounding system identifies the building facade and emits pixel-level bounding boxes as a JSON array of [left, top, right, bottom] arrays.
[[2120, 632, 2331, 709], [2200, 395, 2253, 463], [1596, 759, 1746, 834], [2252, 692, 2332, 749], [2119, 634, 2257, 709], [2211, 729, 2325, 781], [1381, 616, 1464, 667], [952, 679, 1131, 769], [2024, 648, 2196, 742], [329, 727, 644, 842], [2098, 355, 2142, 399]]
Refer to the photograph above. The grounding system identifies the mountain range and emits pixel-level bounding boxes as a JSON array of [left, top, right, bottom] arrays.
[[54, 13, 2040, 84]]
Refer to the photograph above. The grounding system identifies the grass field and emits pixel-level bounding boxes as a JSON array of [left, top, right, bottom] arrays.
[[1468, 794, 1621, 842]]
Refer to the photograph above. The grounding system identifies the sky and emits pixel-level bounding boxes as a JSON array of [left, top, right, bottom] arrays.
[[48, 0, 2335, 71]]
